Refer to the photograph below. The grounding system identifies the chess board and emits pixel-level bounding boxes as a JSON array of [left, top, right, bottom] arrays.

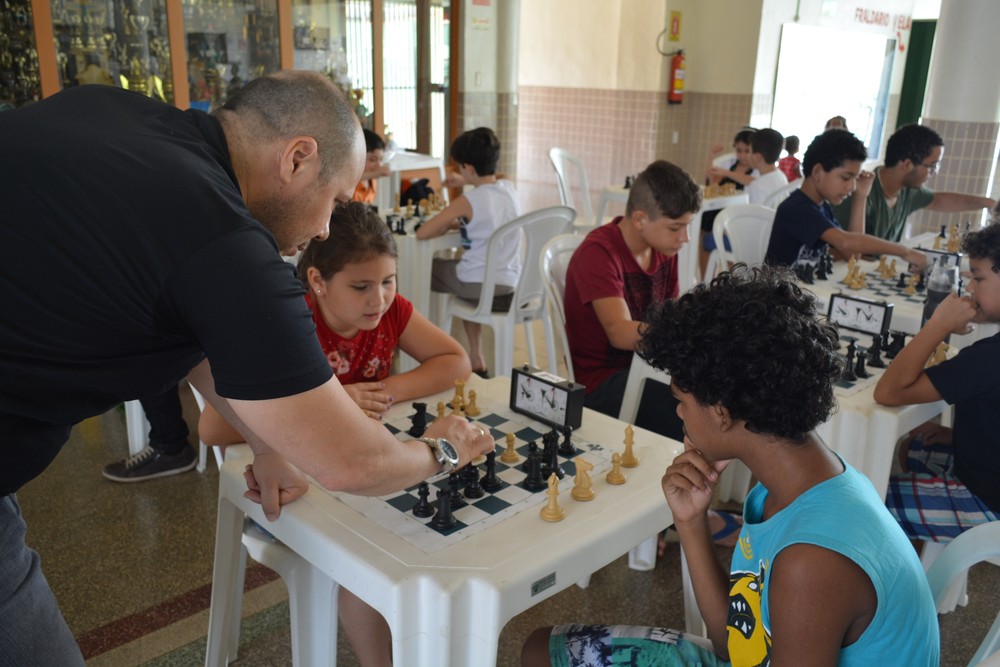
[[333, 404, 616, 554], [834, 334, 889, 398], [845, 270, 927, 306]]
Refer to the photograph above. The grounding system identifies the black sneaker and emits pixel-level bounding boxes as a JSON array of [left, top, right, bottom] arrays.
[[102, 445, 197, 483]]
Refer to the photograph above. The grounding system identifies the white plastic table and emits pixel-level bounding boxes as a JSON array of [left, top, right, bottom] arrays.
[[206, 375, 681, 666], [374, 151, 445, 213]]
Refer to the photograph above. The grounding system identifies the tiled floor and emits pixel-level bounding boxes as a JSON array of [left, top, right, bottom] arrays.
[[15, 320, 1000, 666]]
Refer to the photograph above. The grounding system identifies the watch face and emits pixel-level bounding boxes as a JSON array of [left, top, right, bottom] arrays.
[[828, 294, 892, 335], [438, 438, 458, 463]]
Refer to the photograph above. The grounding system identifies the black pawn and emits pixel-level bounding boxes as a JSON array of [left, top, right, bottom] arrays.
[[431, 489, 456, 529], [842, 345, 857, 382], [522, 450, 547, 491], [464, 463, 485, 499], [407, 402, 428, 437], [481, 452, 503, 492], [520, 441, 539, 472], [867, 335, 886, 368], [854, 348, 871, 379], [396, 216, 406, 235], [558, 425, 579, 457], [939, 224, 947, 239], [412, 482, 434, 518], [916, 272, 926, 291], [447, 473, 467, 509], [897, 273, 908, 289], [815, 260, 828, 281]]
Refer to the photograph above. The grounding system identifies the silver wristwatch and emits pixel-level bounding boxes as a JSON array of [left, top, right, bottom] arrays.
[[419, 437, 460, 473]]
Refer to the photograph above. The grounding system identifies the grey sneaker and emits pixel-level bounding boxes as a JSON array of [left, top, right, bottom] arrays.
[[102, 445, 197, 483]]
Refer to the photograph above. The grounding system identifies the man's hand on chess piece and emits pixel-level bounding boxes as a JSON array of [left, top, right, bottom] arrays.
[[928, 292, 977, 333], [242, 448, 311, 520], [661, 436, 730, 525], [343, 381, 394, 419], [421, 414, 495, 468]]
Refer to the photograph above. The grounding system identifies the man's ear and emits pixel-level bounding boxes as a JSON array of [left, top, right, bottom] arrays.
[[279, 136, 320, 184]]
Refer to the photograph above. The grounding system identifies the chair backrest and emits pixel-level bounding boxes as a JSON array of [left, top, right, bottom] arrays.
[[549, 148, 594, 220], [712, 151, 736, 169], [540, 234, 584, 381], [762, 177, 803, 209], [468, 206, 577, 322], [925, 522, 1000, 666], [710, 204, 776, 274]]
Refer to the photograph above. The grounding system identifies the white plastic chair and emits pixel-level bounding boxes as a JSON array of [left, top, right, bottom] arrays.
[[762, 177, 802, 209], [440, 206, 575, 378], [540, 234, 584, 382], [705, 204, 776, 279], [925, 522, 1000, 666], [549, 148, 595, 230]]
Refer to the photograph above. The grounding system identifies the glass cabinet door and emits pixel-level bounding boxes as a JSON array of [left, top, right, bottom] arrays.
[[1, 0, 43, 107], [183, 0, 280, 111], [49, 0, 175, 103]]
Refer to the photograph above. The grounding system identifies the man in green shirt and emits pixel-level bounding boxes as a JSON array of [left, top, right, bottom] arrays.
[[833, 124, 995, 242]]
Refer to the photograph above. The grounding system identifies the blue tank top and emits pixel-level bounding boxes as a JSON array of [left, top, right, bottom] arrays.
[[728, 459, 939, 666]]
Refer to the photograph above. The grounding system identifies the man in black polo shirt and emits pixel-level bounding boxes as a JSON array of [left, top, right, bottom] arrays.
[[0, 71, 492, 663]]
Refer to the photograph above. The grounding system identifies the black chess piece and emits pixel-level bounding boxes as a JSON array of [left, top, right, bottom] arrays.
[[464, 463, 484, 498], [842, 345, 857, 382], [522, 450, 547, 491], [854, 347, 871, 379], [896, 273, 908, 289], [430, 489, 456, 529], [815, 259, 828, 281], [520, 441, 539, 472], [541, 433, 565, 480], [801, 263, 816, 284], [624, 175, 633, 189], [407, 402, 428, 437], [558, 425, 579, 457], [867, 335, 886, 368], [939, 224, 947, 238], [396, 216, 406, 235], [447, 473, 467, 509], [886, 331, 907, 359], [480, 452, 503, 492], [412, 482, 434, 518], [916, 271, 926, 292]]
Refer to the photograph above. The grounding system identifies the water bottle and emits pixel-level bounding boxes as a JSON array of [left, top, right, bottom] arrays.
[[921, 258, 957, 340]]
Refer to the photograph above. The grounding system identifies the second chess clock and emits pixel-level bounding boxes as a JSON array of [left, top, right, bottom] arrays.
[[509, 364, 585, 430]]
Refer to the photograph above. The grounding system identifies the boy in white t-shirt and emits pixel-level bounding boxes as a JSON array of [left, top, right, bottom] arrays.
[[417, 127, 521, 376], [744, 128, 789, 206]]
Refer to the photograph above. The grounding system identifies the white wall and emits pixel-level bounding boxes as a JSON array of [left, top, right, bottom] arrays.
[[518, 0, 668, 91]]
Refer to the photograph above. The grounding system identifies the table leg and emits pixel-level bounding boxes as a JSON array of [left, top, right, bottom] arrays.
[[388, 577, 451, 667], [449, 580, 503, 667], [205, 495, 246, 666]]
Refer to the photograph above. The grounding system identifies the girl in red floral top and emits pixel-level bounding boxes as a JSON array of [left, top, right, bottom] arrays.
[[199, 202, 470, 667]]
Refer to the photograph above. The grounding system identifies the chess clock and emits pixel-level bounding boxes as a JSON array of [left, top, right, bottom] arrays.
[[827, 293, 894, 336], [509, 364, 585, 430]]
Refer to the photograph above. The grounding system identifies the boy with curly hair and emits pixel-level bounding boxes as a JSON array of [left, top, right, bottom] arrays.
[[522, 265, 939, 667], [875, 223, 1000, 542]]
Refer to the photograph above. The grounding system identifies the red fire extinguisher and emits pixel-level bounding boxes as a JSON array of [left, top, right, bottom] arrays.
[[668, 49, 685, 105]]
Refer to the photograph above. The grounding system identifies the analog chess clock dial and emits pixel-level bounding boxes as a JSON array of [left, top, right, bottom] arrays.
[[509, 364, 584, 430], [828, 293, 894, 336]]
